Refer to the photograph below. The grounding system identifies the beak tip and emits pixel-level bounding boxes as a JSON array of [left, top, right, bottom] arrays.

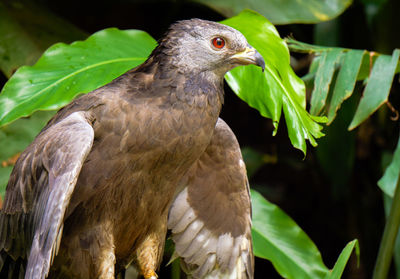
[[255, 51, 265, 72]]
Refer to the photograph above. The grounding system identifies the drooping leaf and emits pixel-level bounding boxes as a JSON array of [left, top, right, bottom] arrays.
[[349, 49, 400, 130], [223, 10, 326, 155], [327, 50, 365, 123], [194, 0, 353, 25], [324, 239, 359, 279], [251, 189, 329, 279], [286, 39, 375, 83], [0, 110, 55, 195], [378, 132, 400, 197], [0, 0, 86, 78], [310, 49, 343, 115], [287, 39, 400, 127], [0, 28, 157, 127]]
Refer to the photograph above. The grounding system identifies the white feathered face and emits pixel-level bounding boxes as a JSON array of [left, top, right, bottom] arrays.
[[162, 19, 265, 76]]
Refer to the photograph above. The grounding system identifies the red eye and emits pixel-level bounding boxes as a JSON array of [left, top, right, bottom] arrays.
[[212, 37, 225, 49]]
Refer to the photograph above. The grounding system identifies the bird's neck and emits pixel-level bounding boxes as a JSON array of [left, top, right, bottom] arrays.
[[134, 57, 225, 111]]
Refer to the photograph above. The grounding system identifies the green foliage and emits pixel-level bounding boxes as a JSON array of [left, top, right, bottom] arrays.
[[325, 240, 359, 279], [223, 10, 326, 154], [327, 50, 364, 123], [383, 194, 400, 279], [287, 39, 400, 129], [0, 28, 156, 126], [251, 189, 358, 279], [379, 133, 400, 197], [310, 49, 343, 115], [194, 0, 353, 25], [0, 10, 325, 155], [373, 177, 400, 279], [349, 49, 400, 129], [288, 35, 400, 279], [0, 2, 369, 278]]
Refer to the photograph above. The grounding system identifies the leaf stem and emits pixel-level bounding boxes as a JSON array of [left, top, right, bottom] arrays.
[[373, 173, 400, 279], [171, 258, 180, 279]]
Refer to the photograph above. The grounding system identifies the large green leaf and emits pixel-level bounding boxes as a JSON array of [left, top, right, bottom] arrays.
[[0, 28, 157, 126], [349, 49, 400, 130], [223, 10, 326, 154], [251, 189, 329, 279], [194, 0, 353, 25], [252, 189, 358, 279], [0, 0, 86, 78]]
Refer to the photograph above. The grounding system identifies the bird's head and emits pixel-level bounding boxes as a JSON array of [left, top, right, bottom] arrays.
[[156, 19, 265, 77]]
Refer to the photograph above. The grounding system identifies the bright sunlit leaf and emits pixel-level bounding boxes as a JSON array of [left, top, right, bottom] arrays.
[[223, 10, 326, 155]]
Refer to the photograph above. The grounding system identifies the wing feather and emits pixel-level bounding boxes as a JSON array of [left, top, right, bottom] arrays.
[[0, 111, 94, 279], [168, 118, 254, 279]]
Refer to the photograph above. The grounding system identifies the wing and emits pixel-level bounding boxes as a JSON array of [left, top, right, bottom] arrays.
[[0, 111, 94, 279], [168, 118, 253, 279]]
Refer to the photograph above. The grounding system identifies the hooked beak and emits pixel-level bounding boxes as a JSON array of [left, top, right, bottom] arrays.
[[230, 46, 265, 72]]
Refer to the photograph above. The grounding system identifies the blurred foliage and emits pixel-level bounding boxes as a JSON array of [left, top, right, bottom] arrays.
[[0, 0, 87, 78], [195, 0, 353, 25]]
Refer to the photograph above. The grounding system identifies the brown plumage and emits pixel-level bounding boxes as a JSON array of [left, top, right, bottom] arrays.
[[0, 19, 264, 279]]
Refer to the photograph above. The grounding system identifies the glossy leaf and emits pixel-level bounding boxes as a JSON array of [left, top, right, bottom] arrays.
[[325, 239, 359, 279], [251, 189, 329, 279], [327, 50, 365, 123], [0, 0, 86, 78], [378, 132, 400, 197], [223, 10, 326, 155], [0, 28, 157, 126], [349, 49, 400, 130], [194, 0, 353, 25], [310, 49, 343, 115]]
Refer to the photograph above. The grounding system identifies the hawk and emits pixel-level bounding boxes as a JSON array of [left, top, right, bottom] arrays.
[[0, 19, 265, 279]]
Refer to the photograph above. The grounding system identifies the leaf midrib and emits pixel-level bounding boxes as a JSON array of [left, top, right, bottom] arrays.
[[264, 64, 311, 137], [0, 57, 146, 124], [252, 226, 328, 278]]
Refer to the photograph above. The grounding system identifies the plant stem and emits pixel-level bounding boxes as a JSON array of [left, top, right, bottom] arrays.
[[373, 175, 400, 279], [171, 258, 181, 279]]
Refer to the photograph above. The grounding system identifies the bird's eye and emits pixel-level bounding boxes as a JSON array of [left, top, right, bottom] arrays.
[[211, 37, 225, 49]]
